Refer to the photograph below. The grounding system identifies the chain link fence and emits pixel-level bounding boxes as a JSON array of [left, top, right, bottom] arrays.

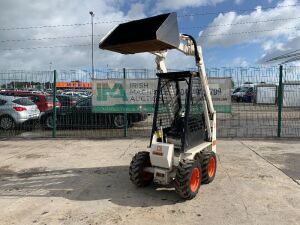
[[0, 66, 299, 139]]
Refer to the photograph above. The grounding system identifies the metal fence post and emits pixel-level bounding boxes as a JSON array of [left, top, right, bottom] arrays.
[[123, 68, 128, 137], [52, 70, 57, 138], [277, 65, 283, 137]]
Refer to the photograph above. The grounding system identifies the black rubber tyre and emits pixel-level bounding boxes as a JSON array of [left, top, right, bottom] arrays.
[[43, 115, 54, 129], [113, 114, 126, 128], [200, 150, 217, 184], [42, 114, 59, 130], [174, 159, 202, 200], [0, 116, 15, 130], [129, 151, 153, 187]]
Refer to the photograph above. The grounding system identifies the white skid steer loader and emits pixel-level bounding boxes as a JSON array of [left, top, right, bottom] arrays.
[[99, 12, 217, 200]]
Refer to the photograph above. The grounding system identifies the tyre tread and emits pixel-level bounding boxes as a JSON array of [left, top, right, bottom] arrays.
[[200, 150, 217, 184], [174, 159, 201, 200], [129, 151, 153, 187]]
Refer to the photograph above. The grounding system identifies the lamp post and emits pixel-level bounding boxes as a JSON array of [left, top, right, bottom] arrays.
[[49, 62, 53, 89], [89, 11, 95, 79]]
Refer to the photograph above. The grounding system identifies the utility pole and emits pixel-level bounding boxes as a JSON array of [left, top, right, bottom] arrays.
[[89, 11, 95, 79]]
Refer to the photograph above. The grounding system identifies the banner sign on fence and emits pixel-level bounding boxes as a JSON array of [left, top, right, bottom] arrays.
[[92, 78, 232, 113]]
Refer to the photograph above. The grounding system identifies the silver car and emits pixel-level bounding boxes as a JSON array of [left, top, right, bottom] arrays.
[[0, 95, 40, 130]]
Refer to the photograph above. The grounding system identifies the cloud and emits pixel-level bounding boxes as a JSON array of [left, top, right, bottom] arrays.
[[259, 36, 300, 64], [199, 0, 300, 47], [155, 0, 225, 11], [234, 0, 244, 5], [232, 57, 248, 66], [165, 49, 197, 69], [0, 0, 154, 70], [0, 0, 212, 70], [127, 3, 145, 19], [262, 40, 285, 51]]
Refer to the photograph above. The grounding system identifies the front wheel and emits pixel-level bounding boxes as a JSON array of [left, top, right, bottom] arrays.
[[129, 151, 153, 187], [175, 159, 202, 200], [200, 151, 217, 184]]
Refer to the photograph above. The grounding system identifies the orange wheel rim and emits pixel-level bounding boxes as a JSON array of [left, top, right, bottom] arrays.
[[208, 157, 216, 178], [190, 168, 200, 192]]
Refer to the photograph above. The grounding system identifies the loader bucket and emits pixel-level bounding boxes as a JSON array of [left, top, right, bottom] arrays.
[[99, 13, 179, 54]]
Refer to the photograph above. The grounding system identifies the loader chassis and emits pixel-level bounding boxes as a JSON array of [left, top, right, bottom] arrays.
[[99, 12, 217, 199]]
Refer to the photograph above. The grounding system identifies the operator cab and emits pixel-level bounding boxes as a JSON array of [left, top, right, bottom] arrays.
[[151, 71, 207, 153]]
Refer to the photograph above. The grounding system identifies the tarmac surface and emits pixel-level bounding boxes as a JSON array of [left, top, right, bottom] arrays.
[[0, 138, 299, 225]]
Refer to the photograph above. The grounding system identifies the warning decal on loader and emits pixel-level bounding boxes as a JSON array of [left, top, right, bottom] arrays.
[[92, 77, 232, 113]]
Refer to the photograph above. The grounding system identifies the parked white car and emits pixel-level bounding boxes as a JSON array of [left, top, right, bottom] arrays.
[[0, 95, 40, 130]]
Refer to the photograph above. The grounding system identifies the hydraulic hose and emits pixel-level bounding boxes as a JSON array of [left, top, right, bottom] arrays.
[[181, 33, 200, 64]]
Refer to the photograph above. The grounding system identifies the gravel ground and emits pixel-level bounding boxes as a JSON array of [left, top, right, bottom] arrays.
[[0, 138, 299, 225]]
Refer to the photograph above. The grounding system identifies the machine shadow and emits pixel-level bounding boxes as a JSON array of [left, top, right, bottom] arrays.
[[0, 166, 183, 207]]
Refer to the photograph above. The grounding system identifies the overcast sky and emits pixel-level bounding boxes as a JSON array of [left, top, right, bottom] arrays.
[[0, 0, 299, 71]]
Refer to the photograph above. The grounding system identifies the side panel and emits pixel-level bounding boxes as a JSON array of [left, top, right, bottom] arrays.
[[180, 142, 212, 160]]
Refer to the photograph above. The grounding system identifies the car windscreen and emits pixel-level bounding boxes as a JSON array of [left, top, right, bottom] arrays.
[[76, 98, 91, 107], [239, 87, 249, 92], [13, 98, 35, 106], [0, 99, 7, 105], [58, 95, 78, 101], [0, 92, 13, 96], [45, 96, 59, 102], [233, 88, 241, 93]]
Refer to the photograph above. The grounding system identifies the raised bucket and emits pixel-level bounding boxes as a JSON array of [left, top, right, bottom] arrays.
[[99, 13, 180, 54]]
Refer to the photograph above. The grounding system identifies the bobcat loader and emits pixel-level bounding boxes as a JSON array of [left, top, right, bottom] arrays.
[[100, 12, 217, 199]]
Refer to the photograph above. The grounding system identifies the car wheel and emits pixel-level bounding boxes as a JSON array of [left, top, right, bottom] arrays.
[[113, 114, 126, 128], [44, 115, 57, 129], [0, 116, 15, 130]]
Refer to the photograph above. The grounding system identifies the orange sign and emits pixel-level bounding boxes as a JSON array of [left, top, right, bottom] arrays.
[[56, 82, 91, 89]]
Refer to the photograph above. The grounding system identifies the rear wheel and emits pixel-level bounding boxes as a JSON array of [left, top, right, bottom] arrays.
[[44, 115, 57, 129], [0, 116, 15, 130], [113, 114, 126, 128], [129, 151, 153, 187], [174, 159, 201, 200], [200, 151, 217, 184]]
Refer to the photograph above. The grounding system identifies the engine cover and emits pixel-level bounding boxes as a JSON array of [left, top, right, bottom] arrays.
[[150, 143, 174, 169]]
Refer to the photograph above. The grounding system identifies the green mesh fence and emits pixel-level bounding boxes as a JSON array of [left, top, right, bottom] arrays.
[[0, 66, 299, 139]]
